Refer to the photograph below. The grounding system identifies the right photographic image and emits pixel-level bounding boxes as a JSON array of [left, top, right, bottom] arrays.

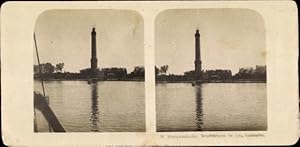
[[155, 9, 267, 132]]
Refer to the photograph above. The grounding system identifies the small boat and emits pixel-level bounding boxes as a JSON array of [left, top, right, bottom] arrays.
[[34, 91, 65, 132], [192, 80, 202, 86], [87, 78, 98, 84]]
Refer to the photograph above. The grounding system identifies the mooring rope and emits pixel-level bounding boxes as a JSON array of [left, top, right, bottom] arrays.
[[34, 33, 46, 97], [34, 33, 51, 132]]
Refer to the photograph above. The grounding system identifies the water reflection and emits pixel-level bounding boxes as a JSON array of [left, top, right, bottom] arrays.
[[194, 85, 203, 130], [156, 83, 266, 131], [90, 83, 100, 132]]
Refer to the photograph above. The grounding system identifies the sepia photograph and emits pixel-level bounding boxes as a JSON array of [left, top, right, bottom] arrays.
[[1, 1, 298, 146], [155, 9, 267, 131], [33, 10, 145, 132]]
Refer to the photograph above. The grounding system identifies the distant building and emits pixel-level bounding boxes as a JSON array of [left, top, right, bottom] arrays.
[[237, 66, 266, 75], [202, 69, 232, 80], [79, 68, 104, 79], [102, 68, 127, 80], [255, 65, 266, 74], [238, 67, 254, 74], [184, 70, 196, 81], [183, 69, 232, 81], [34, 63, 55, 74], [233, 65, 266, 80], [129, 66, 144, 79]]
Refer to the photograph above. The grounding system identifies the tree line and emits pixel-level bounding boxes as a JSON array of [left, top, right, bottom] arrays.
[[34, 62, 64, 74], [34, 62, 266, 82]]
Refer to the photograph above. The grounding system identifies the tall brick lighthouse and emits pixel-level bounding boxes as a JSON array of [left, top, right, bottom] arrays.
[[194, 29, 202, 81], [90, 27, 98, 77]]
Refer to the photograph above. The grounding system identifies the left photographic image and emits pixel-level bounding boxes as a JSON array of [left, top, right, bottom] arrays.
[[33, 10, 145, 132]]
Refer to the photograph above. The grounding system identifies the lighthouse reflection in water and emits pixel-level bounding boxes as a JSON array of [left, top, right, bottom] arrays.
[[90, 83, 99, 132]]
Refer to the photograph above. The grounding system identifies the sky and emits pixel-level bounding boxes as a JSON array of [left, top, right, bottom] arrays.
[[155, 9, 266, 74], [34, 10, 144, 73]]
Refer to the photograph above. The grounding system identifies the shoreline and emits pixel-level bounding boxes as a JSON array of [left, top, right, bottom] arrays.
[[34, 79, 266, 83], [156, 81, 266, 83], [34, 79, 145, 82]]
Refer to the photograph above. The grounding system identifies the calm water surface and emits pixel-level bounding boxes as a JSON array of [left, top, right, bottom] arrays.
[[34, 80, 145, 132], [156, 83, 267, 131]]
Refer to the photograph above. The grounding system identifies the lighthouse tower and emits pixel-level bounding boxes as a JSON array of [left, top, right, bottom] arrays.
[[90, 27, 98, 77], [194, 29, 202, 80]]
